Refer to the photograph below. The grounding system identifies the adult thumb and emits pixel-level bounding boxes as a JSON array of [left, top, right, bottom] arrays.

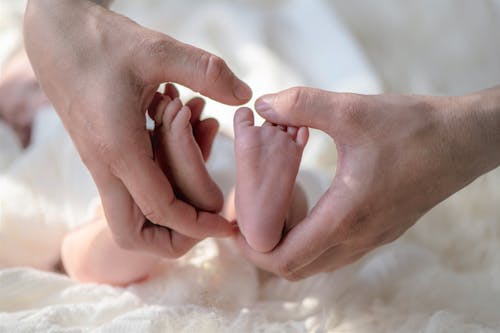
[[255, 87, 357, 135], [141, 35, 252, 106]]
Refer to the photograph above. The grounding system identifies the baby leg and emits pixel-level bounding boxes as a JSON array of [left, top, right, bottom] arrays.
[[61, 205, 160, 286]]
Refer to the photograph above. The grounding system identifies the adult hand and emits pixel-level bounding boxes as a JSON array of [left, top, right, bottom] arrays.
[[237, 86, 500, 280], [24, 0, 251, 257]]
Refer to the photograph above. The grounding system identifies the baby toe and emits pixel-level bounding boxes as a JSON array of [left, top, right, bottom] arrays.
[[148, 93, 169, 127], [287, 126, 298, 139], [162, 98, 184, 131], [170, 105, 192, 134], [163, 83, 180, 100], [295, 127, 309, 148], [234, 107, 255, 135], [186, 97, 205, 125]]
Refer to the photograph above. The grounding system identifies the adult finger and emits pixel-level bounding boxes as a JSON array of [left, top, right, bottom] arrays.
[[140, 220, 201, 258], [92, 167, 202, 257], [109, 136, 231, 239], [235, 188, 343, 278], [254, 87, 365, 138], [139, 34, 252, 106], [284, 246, 365, 281]]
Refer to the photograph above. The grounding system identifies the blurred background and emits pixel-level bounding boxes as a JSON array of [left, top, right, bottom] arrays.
[[2, 0, 500, 95], [1, 1, 500, 331]]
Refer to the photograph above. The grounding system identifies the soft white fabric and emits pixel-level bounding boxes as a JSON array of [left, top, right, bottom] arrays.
[[1, 0, 500, 332]]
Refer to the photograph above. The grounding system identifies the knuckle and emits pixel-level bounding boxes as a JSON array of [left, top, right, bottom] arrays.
[[143, 209, 164, 227], [284, 87, 308, 111], [133, 34, 173, 82], [165, 232, 196, 259], [339, 94, 367, 128], [200, 53, 226, 86], [143, 35, 172, 58]]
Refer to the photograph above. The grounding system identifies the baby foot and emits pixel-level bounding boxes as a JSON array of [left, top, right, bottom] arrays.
[[149, 95, 223, 212], [234, 107, 308, 252]]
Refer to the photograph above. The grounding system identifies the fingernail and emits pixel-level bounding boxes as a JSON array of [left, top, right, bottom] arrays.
[[255, 95, 275, 113], [233, 81, 252, 101]]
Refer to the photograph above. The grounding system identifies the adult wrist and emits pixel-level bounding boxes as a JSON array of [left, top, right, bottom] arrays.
[[466, 86, 500, 170], [440, 86, 500, 183]]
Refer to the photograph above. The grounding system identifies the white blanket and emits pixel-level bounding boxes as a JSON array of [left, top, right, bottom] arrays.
[[2, 0, 500, 332]]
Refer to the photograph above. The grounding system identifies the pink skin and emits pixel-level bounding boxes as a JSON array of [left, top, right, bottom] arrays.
[[233, 86, 500, 281], [148, 93, 223, 212], [61, 206, 160, 286], [61, 89, 226, 285], [0, 51, 49, 146], [233, 107, 308, 253], [25, 0, 250, 258]]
